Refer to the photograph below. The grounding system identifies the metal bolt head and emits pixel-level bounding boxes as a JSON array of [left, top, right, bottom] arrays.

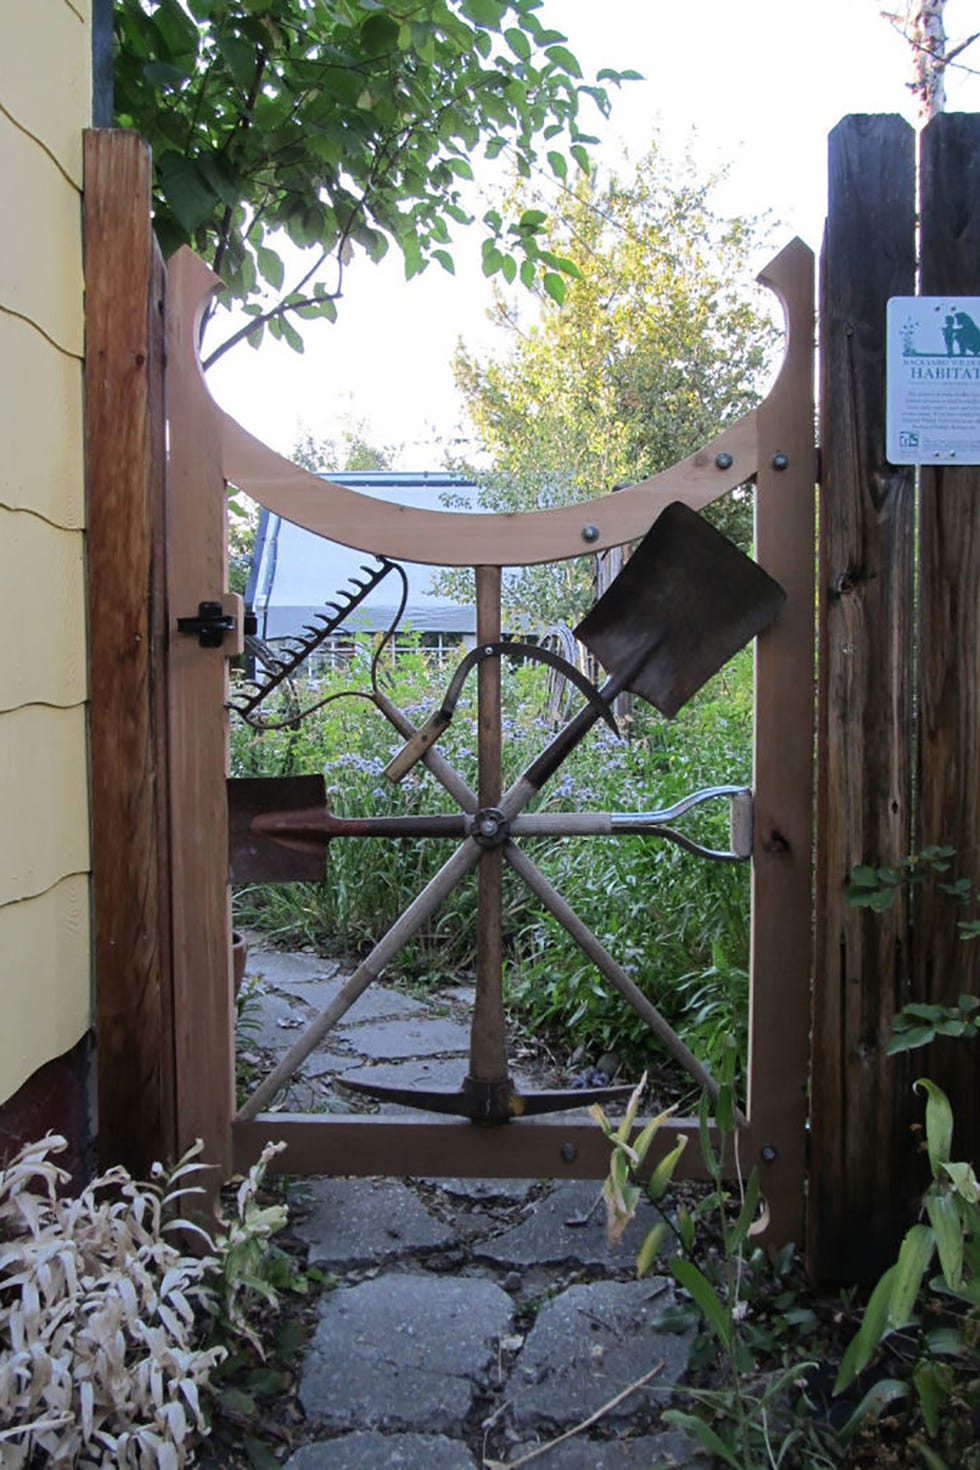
[[715, 452, 734, 471], [760, 1144, 777, 1163], [560, 1141, 578, 1163], [771, 453, 789, 472], [581, 524, 600, 543]]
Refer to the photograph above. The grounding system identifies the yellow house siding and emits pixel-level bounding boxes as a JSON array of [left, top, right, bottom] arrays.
[[0, 113, 84, 355], [0, 705, 89, 909], [0, 509, 86, 711], [0, 314, 84, 527], [0, 1, 91, 1104], [0, 877, 91, 1092], [0, 0, 89, 187]]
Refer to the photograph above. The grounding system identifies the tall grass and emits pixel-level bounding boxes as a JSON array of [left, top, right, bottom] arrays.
[[231, 641, 753, 1070]]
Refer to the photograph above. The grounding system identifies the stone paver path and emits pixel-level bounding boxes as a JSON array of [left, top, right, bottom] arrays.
[[239, 943, 709, 1468]]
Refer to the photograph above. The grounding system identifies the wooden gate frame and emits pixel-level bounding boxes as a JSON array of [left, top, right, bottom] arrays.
[[85, 129, 813, 1244]]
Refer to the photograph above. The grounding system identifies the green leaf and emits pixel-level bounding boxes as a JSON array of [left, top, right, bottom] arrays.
[[729, 1168, 761, 1249], [156, 151, 217, 236], [279, 316, 304, 354], [915, 1078, 954, 1173], [661, 1409, 741, 1468], [244, 1439, 281, 1470], [836, 1378, 909, 1446], [940, 1158, 979, 1202], [460, 0, 503, 27], [636, 1221, 668, 1276], [544, 44, 583, 77], [887, 1222, 934, 1328], [918, 1446, 952, 1470], [547, 150, 567, 180], [886, 1025, 937, 1055], [834, 1263, 899, 1391], [912, 1358, 952, 1438], [647, 1135, 688, 1203], [670, 1257, 731, 1349], [504, 26, 531, 61], [432, 249, 455, 275], [926, 1190, 964, 1288], [482, 244, 505, 277], [219, 1387, 255, 1415], [255, 244, 284, 291]]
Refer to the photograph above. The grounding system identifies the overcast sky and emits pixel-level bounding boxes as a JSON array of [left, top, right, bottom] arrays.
[[204, 0, 980, 466]]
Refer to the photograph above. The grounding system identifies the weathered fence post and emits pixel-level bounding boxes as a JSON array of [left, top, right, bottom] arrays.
[[914, 113, 980, 1170], [85, 131, 175, 1173], [809, 116, 917, 1280]]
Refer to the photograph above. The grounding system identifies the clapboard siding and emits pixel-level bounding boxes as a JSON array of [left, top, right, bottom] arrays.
[[0, 1, 90, 1104], [0, 0, 89, 186], [0, 705, 89, 909], [0, 113, 84, 355], [0, 510, 86, 711], [0, 313, 84, 527], [0, 878, 91, 1090]]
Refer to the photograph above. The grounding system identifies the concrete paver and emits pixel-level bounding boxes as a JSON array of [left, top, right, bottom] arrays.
[[508, 1279, 694, 1430], [283, 1433, 479, 1469], [474, 1179, 664, 1271], [272, 974, 430, 1022], [338, 1015, 472, 1060], [299, 1274, 513, 1434], [294, 1177, 454, 1267]]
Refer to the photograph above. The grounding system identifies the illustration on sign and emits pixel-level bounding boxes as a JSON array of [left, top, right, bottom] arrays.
[[887, 296, 980, 465]]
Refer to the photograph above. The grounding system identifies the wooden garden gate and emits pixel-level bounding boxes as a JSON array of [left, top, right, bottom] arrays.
[[86, 129, 815, 1246]]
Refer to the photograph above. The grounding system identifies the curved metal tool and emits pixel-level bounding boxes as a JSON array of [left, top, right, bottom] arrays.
[[383, 640, 618, 783], [338, 1073, 638, 1123]]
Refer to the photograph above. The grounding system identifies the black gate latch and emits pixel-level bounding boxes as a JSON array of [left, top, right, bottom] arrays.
[[177, 601, 237, 648]]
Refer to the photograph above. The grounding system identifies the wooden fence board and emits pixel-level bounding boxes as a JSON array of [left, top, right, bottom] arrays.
[[809, 115, 917, 1281], [85, 130, 175, 1172], [915, 113, 980, 1172]]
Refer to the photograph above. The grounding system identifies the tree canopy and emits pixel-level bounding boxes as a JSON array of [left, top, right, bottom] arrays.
[[113, 0, 636, 366], [441, 145, 777, 627]]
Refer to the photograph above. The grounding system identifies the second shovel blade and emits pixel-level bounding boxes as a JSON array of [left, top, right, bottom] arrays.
[[575, 501, 786, 719]]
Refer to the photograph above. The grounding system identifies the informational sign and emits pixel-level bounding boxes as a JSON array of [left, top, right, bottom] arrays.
[[887, 296, 980, 465]]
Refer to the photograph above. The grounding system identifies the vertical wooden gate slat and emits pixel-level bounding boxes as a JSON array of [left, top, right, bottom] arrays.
[[809, 116, 917, 1281], [165, 249, 235, 1180], [748, 239, 814, 1248], [915, 113, 980, 1172], [85, 131, 175, 1173]]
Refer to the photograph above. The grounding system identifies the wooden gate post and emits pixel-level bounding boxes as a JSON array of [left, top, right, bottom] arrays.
[[166, 249, 236, 1181], [914, 114, 980, 1170], [809, 116, 917, 1281], [85, 131, 175, 1174]]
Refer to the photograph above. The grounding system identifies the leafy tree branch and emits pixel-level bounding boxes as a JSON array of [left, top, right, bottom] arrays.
[[113, 0, 638, 361]]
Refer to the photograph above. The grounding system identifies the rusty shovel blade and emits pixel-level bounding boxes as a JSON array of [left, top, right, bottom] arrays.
[[575, 501, 786, 719], [228, 775, 329, 883]]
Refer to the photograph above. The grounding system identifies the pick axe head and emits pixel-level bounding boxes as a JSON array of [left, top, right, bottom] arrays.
[[575, 501, 786, 719]]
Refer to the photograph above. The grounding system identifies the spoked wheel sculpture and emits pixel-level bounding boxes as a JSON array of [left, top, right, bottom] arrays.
[[231, 501, 783, 1126]]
